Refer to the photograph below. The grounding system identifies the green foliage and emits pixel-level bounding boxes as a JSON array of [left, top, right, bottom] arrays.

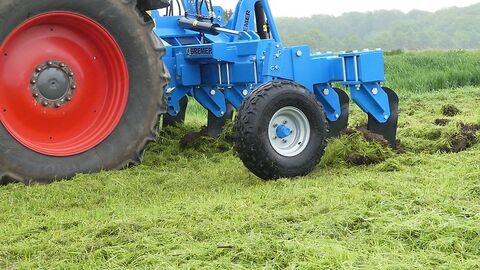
[[277, 4, 480, 51]]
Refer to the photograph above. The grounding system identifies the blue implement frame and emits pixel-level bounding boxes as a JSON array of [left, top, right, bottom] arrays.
[[152, 0, 392, 125]]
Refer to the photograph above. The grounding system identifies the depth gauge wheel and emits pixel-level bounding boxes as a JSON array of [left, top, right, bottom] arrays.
[[0, 0, 169, 184], [234, 80, 328, 180]]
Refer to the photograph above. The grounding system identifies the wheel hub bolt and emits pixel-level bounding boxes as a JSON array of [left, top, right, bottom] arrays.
[[282, 139, 287, 143]]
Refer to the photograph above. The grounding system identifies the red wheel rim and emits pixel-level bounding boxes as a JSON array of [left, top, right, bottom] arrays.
[[0, 12, 129, 156]]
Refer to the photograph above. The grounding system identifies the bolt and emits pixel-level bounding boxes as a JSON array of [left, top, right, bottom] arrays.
[[220, 111, 225, 116], [59, 63, 66, 67], [283, 120, 288, 125], [273, 124, 278, 128], [30, 79, 37, 84], [69, 72, 74, 77], [384, 114, 389, 120], [32, 93, 39, 98], [275, 44, 280, 48], [298, 142, 302, 145], [47, 61, 53, 66], [42, 101, 48, 107], [66, 96, 72, 102], [296, 50, 303, 57], [210, 89, 216, 96], [242, 89, 249, 96], [273, 136, 278, 140], [323, 88, 330, 95], [335, 114, 340, 119], [71, 84, 77, 90], [282, 139, 287, 143], [372, 88, 378, 95], [36, 67, 42, 72], [54, 103, 61, 108]]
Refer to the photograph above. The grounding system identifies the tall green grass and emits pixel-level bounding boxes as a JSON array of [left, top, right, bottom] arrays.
[[385, 50, 480, 93]]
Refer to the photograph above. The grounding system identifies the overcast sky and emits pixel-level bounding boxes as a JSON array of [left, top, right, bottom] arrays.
[[220, 0, 480, 17]]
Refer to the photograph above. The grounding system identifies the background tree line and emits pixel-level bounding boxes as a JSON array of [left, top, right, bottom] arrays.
[[273, 4, 480, 52]]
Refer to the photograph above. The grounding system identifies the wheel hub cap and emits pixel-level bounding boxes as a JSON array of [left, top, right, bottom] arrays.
[[31, 61, 76, 108], [276, 124, 292, 139]]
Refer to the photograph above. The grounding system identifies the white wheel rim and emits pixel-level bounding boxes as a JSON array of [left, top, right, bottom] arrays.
[[268, 106, 311, 157]]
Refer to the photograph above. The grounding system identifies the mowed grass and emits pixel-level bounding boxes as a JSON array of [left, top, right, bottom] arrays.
[[1, 52, 480, 269]]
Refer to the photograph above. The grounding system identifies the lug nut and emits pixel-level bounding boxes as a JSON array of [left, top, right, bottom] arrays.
[[36, 67, 42, 72], [42, 101, 48, 107], [54, 103, 61, 108], [30, 79, 37, 84], [69, 72, 74, 77], [71, 84, 77, 90], [282, 139, 287, 143], [33, 93, 39, 98], [66, 96, 72, 102], [59, 63, 66, 67], [47, 61, 53, 66]]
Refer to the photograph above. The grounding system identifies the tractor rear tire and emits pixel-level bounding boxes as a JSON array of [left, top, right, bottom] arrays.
[[0, 0, 169, 184], [234, 80, 328, 180]]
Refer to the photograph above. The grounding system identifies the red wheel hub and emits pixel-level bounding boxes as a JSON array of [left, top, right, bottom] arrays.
[[0, 12, 129, 156]]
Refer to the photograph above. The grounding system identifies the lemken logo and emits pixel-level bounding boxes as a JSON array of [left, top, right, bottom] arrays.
[[186, 47, 213, 56]]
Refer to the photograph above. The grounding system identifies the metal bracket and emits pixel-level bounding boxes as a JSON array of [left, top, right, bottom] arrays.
[[350, 83, 391, 123]]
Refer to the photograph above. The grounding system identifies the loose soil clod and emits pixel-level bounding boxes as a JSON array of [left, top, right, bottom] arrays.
[[434, 119, 451, 126], [180, 127, 209, 149], [441, 104, 461, 117], [440, 123, 480, 153], [343, 126, 402, 150]]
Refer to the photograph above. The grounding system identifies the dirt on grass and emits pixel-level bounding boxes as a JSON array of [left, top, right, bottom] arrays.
[[434, 119, 451, 126], [441, 104, 461, 117], [440, 123, 480, 153]]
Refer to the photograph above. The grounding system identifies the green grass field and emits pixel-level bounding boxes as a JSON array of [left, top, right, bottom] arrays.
[[1, 51, 480, 269]]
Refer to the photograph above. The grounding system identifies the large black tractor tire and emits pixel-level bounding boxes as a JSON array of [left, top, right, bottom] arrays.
[[234, 80, 328, 180], [0, 0, 169, 184]]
